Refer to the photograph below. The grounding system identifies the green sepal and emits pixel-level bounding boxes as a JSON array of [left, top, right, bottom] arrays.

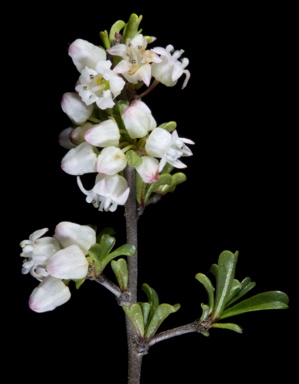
[[158, 121, 177, 133], [144, 303, 181, 339], [111, 258, 128, 291], [73, 278, 85, 289], [195, 273, 215, 314], [211, 250, 239, 320], [123, 304, 144, 337], [126, 150, 143, 167], [122, 13, 143, 43], [212, 322, 243, 333], [99, 30, 110, 50], [140, 302, 151, 327], [101, 243, 136, 270], [220, 291, 289, 320], [144, 174, 172, 202], [109, 20, 126, 44]]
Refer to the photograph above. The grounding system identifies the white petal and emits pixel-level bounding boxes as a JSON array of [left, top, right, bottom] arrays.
[[96, 147, 127, 175], [145, 128, 171, 158]]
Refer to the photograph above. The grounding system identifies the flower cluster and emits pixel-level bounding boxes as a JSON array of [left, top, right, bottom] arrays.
[[20, 222, 96, 312], [59, 14, 193, 212]]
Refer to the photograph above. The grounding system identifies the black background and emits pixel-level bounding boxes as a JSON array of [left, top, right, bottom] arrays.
[[12, 2, 296, 383]]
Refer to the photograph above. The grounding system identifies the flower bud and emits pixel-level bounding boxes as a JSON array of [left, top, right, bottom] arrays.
[[61, 92, 94, 125], [61, 142, 97, 175], [84, 120, 120, 147], [46, 245, 89, 279], [97, 146, 127, 175], [122, 100, 156, 139], [29, 276, 71, 313]]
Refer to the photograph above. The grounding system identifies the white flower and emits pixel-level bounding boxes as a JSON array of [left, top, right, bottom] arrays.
[[145, 128, 194, 171], [97, 146, 127, 175], [20, 228, 61, 280], [135, 156, 159, 183], [61, 142, 97, 175], [68, 38, 107, 73], [108, 34, 161, 86], [75, 60, 125, 110], [46, 244, 89, 279], [77, 173, 130, 212], [151, 45, 190, 89], [54, 221, 96, 255], [29, 276, 71, 313], [84, 119, 120, 147], [61, 92, 94, 125], [122, 100, 156, 139]]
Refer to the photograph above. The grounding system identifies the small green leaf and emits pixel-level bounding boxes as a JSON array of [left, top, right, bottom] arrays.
[[199, 303, 211, 322], [195, 273, 215, 313], [101, 243, 136, 270], [159, 172, 187, 194], [144, 303, 181, 339], [123, 304, 144, 337], [211, 250, 239, 320], [126, 150, 143, 167], [122, 13, 143, 43], [212, 322, 243, 333], [109, 20, 126, 44], [97, 234, 116, 261], [99, 30, 110, 50], [144, 174, 172, 202], [141, 283, 159, 320], [220, 291, 289, 319], [225, 277, 256, 308], [111, 258, 128, 291], [158, 121, 177, 132], [140, 302, 151, 327]]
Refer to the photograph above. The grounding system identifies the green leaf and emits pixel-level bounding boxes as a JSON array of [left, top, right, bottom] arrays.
[[159, 172, 187, 194], [99, 30, 110, 50], [111, 258, 128, 291], [195, 273, 215, 314], [220, 291, 289, 319], [211, 250, 239, 320], [141, 283, 159, 320], [212, 322, 243, 333], [199, 303, 211, 322], [140, 302, 151, 327], [122, 13, 143, 43], [144, 174, 172, 202], [97, 234, 116, 261], [144, 303, 181, 339], [109, 20, 126, 44], [123, 304, 144, 337], [96, 227, 116, 243], [101, 243, 136, 270], [126, 150, 143, 167], [225, 277, 256, 308], [158, 121, 177, 132], [73, 278, 85, 289]]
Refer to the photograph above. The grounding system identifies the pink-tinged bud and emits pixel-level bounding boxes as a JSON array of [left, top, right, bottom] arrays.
[[68, 38, 107, 73], [97, 147, 127, 175], [122, 100, 156, 139], [61, 142, 97, 176], [29, 276, 71, 313], [54, 221, 96, 255], [46, 245, 88, 279], [61, 92, 94, 125], [58, 128, 76, 149], [84, 120, 120, 147], [135, 156, 159, 183]]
